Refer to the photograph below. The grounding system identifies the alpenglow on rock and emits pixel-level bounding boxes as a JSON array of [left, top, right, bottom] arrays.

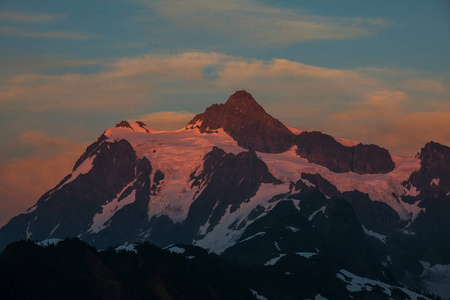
[[186, 90, 295, 153]]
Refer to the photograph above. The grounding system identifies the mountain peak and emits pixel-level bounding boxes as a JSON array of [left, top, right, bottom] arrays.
[[115, 120, 133, 130], [224, 90, 267, 117], [186, 91, 294, 153], [406, 141, 450, 193], [227, 90, 258, 105]]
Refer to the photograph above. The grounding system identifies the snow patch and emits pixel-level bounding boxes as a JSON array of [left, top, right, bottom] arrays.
[[167, 246, 186, 254], [400, 229, 416, 235], [286, 226, 300, 232], [130, 122, 150, 133], [286, 153, 421, 221], [238, 232, 266, 244], [362, 226, 387, 244], [295, 252, 317, 258], [193, 183, 290, 254], [402, 201, 425, 222], [45, 154, 97, 201], [301, 178, 316, 187], [250, 289, 268, 300], [286, 126, 303, 135], [115, 243, 137, 253], [309, 206, 326, 221], [420, 261, 450, 299], [26, 222, 32, 239], [89, 181, 137, 233], [337, 269, 428, 299], [25, 205, 37, 214], [48, 223, 60, 238], [37, 238, 63, 246], [274, 241, 281, 251], [264, 253, 286, 266], [430, 178, 440, 186], [334, 137, 359, 147]]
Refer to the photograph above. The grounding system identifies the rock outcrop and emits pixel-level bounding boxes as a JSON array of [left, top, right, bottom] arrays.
[[186, 90, 295, 153]]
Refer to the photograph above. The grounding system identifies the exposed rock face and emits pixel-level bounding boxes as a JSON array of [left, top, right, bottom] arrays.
[[352, 144, 395, 174], [186, 90, 395, 173], [342, 191, 400, 235], [406, 141, 450, 195], [185, 146, 282, 237], [296, 131, 353, 173], [186, 90, 295, 153], [410, 196, 450, 264], [295, 131, 395, 174], [135, 121, 150, 132], [115, 120, 133, 130], [73, 134, 108, 170], [300, 173, 341, 198], [0, 138, 152, 250], [222, 201, 323, 265], [312, 198, 391, 282], [223, 195, 391, 283]]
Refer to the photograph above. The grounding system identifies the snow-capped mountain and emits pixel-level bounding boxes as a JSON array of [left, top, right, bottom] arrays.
[[1, 90, 449, 298]]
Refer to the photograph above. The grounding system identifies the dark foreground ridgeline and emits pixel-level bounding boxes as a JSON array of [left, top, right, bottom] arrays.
[[0, 238, 439, 300]]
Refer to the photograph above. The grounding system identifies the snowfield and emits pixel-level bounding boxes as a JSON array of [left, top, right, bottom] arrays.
[[102, 123, 423, 230]]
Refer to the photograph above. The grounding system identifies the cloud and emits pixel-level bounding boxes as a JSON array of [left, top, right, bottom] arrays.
[[142, 0, 389, 45], [0, 11, 65, 23], [0, 56, 101, 80], [0, 26, 93, 39], [331, 90, 408, 121], [0, 72, 152, 111], [0, 132, 88, 227], [0, 51, 377, 112], [323, 90, 450, 155], [1, 51, 448, 157], [133, 111, 195, 130], [401, 79, 447, 94]]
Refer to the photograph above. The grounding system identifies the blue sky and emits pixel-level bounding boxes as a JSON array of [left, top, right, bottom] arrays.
[[0, 0, 449, 225]]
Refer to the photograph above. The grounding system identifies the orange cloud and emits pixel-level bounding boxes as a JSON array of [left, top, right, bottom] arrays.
[[323, 90, 450, 155], [133, 111, 195, 130], [0, 132, 88, 227], [1, 51, 449, 158], [401, 79, 447, 94]]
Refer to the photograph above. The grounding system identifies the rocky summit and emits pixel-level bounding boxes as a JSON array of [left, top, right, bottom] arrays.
[[186, 90, 295, 153], [1, 91, 449, 299]]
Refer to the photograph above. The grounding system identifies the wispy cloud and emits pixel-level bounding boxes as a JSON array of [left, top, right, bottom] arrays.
[[1, 51, 448, 156], [0, 56, 101, 78], [139, 0, 389, 45], [401, 79, 447, 94], [0, 10, 64, 23], [0, 26, 93, 39]]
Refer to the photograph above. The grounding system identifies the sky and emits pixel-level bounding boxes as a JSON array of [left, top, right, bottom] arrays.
[[0, 0, 449, 226]]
